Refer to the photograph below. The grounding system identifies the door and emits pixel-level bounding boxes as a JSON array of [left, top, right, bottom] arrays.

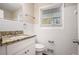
[[78, 4, 79, 55], [63, 3, 78, 55], [72, 3, 78, 55]]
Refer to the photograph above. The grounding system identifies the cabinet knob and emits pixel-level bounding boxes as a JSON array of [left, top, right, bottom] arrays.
[[24, 50, 29, 54], [25, 51, 27, 54]]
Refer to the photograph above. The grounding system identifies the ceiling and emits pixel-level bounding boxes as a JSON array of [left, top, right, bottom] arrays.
[[0, 3, 22, 12]]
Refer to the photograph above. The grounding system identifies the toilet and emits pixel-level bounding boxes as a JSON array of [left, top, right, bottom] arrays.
[[35, 43, 45, 55]]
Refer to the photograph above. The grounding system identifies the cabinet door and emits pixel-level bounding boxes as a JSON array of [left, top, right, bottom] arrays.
[[7, 40, 27, 55], [15, 48, 29, 55], [26, 45, 35, 55], [7, 37, 35, 55], [0, 46, 6, 55], [15, 45, 35, 55]]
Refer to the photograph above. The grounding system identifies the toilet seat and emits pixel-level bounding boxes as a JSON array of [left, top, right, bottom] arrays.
[[35, 43, 45, 52]]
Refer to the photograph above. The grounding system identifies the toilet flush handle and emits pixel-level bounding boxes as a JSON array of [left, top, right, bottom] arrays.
[[73, 40, 79, 45]]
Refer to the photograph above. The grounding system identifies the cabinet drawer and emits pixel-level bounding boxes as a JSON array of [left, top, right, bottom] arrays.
[[27, 45, 35, 55], [7, 37, 35, 55]]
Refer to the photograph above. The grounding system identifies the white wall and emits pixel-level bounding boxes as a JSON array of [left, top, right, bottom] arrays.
[[21, 3, 34, 35], [12, 9, 23, 21], [34, 3, 77, 55]]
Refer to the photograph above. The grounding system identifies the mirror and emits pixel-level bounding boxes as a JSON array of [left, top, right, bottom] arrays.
[[0, 3, 22, 20]]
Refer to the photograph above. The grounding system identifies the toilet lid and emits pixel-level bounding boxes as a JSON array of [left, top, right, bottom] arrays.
[[35, 44, 45, 49]]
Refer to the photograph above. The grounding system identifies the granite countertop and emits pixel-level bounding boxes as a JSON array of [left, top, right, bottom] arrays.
[[0, 34, 36, 46]]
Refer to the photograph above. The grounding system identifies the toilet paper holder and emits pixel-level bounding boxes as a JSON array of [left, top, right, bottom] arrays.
[[48, 40, 54, 43]]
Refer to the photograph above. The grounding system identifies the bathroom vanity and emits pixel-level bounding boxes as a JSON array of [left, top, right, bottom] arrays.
[[0, 31, 36, 55]]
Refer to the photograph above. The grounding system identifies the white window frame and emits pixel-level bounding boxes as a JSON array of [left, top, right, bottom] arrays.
[[39, 3, 64, 28]]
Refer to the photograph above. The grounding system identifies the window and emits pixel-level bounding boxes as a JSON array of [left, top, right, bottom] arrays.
[[40, 4, 63, 27]]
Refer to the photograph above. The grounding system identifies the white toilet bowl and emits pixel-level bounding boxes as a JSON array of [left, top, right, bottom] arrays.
[[35, 43, 45, 55]]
